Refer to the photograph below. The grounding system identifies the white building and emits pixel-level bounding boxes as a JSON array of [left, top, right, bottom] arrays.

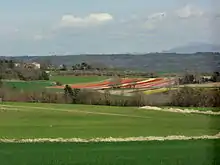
[[14, 63, 21, 67], [31, 62, 41, 69]]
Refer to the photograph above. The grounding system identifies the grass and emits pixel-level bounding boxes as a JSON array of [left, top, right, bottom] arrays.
[[0, 102, 219, 139], [50, 75, 107, 84], [186, 107, 220, 112], [0, 140, 219, 165], [2, 75, 107, 91], [0, 102, 219, 165], [1, 76, 108, 91], [143, 88, 177, 95], [2, 80, 55, 91]]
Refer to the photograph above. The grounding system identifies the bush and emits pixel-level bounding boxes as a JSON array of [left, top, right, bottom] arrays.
[[170, 87, 220, 107], [179, 73, 195, 85], [211, 72, 220, 82], [56, 81, 62, 86], [39, 71, 49, 80]]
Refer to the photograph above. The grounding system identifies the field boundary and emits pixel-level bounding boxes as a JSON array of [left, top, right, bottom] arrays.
[[0, 133, 219, 143], [140, 106, 220, 115], [0, 104, 151, 119]]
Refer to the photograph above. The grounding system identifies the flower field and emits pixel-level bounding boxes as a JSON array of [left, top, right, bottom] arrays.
[[49, 77, 177, 90]]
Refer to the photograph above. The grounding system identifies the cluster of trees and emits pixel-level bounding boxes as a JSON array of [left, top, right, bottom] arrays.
[[72, 62, 92, 70], [59, 62, 96, 71], [170, 87, 220, 107], [62, 85, 146, 106], [57, 62, 160, 78], [0, 86, 148, 107], [59, 62, 111, 71], [0, 60, 15, 69], [178, 71, 220, 85], [0, 59, 49, 81]]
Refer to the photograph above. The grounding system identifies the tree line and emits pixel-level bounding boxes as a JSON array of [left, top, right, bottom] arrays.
[[0, 83, 219, 108]]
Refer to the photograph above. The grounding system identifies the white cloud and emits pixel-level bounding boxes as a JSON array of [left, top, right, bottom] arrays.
[[60, 13, 113, 27], [88, 13, 113, 22], [176, 5, 204, 18]]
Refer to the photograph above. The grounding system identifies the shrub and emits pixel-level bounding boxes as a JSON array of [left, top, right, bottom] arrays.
[[211, 72, 220, 82], [170, 87, 220, 107], [56, 81, 62, 86], [179, 73, 195, 85], [39, 71, 49, 80]]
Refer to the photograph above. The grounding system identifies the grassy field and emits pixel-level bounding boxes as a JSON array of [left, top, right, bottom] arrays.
[[0, 140, 219, 165], [0, 102, 219, 139], [2, 80, 55, 91], [2, 76, 107, 91], [50, 75, 107, 84], [0, 102, 219, 165], [143, 88, 177, 95]]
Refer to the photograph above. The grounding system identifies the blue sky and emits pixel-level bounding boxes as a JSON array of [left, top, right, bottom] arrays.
[[0, 0, 219, 55]]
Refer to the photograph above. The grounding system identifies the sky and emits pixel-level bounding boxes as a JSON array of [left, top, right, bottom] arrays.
[[0, 0, 220, 56]]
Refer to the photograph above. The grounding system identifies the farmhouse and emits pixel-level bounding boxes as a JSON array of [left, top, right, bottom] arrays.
[[32, 62, 41, 69], [14, 63, 21, 67], [23, 62, 41, 69]]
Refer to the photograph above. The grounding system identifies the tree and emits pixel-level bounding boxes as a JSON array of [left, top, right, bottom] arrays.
[[64, 85, 73, 96], [64, 85, 73, 103], [8, 60, 14, 69], [211, 72, 220, 82], [72, 65, 77, 70], [72, 88, 81, 103], [60, 64, 67, 71], [40, 71, 49, 80], [64, 85, 80, 103], [72, 62, 92, 71], [179, 73, 195, 84]]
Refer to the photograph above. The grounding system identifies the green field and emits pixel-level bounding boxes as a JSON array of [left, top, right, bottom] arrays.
[[50, 75, 107, 84], [2, 76, 107, 91], [0, 102, 219, 139], [0, 140, 219, 165], [1, 102, 219, 165], [3, 80, 55, 91]]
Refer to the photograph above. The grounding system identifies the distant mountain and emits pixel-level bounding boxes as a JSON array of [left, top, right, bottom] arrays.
[[164, 43, 220, 53]]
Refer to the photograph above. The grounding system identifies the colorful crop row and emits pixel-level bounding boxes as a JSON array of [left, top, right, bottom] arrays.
[[49, 78, 176, 90]]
